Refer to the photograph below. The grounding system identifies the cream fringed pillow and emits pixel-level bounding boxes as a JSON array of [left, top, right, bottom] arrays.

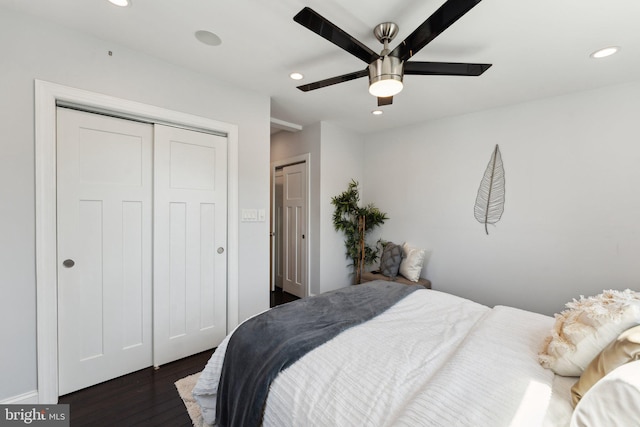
[[538, 289, 640, 377]]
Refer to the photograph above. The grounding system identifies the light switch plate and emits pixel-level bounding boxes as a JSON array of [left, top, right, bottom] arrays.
[[241, 209, 257, 222]]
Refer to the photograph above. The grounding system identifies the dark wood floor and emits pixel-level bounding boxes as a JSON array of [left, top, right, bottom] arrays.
[[58, 291, 299, 426], [59, 349, 214, 427], [270, 287, 300, 307]]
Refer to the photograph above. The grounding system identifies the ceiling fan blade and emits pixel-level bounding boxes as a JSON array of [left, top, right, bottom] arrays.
[[294, 7, 379, 64], [391, 0, 483, 62], [404, 61, 491, 76], [378, 96, 393, 106], [297, 69, 368, 92]]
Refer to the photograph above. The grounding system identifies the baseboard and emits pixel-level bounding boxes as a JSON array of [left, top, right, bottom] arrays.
[[0, 390, 39, 404]]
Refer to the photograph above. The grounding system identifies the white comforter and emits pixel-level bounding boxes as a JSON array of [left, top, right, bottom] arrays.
[[193, 288, 573, 427]]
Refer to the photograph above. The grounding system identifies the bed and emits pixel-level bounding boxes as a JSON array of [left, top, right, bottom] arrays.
[[192, 282, 640, 427]]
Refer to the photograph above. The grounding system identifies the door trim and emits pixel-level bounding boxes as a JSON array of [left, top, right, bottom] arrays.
[[34, 80, 239, 403], [270, 154, 310, 297]]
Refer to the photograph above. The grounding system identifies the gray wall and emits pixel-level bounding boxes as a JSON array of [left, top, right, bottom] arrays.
[[363, 81, 640, 316], [0, 8, 270, 401]]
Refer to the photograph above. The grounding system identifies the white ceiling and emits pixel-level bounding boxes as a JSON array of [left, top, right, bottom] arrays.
[[3, 0, 639, 134]]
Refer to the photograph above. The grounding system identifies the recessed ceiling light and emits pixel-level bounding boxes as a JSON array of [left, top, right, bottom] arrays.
[[289, 72, 304, 80], [108, 0, 130, 7], [371, 110, 383, 116], [195, 30, 222, 46], [590, 46, 620, 59]]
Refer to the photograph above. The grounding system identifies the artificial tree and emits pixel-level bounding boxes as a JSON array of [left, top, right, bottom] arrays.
[[331, 180, 388, 284]]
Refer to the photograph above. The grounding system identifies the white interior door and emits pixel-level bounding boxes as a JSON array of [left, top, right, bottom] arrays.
[[153, 124, 228, 366], [282, 163, 307, 298], [57, 108, 153, 395]]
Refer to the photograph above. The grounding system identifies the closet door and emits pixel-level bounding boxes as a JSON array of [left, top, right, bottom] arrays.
[[153, 125, 228, 366], [57, 108, 153, 394]]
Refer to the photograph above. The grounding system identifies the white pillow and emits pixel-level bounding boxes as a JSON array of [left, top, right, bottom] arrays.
[[570, 360, 640, 427], [398, 243, 426, 282], [538, 289, 640, 376]]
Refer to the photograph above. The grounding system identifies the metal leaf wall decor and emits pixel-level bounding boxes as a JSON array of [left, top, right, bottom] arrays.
[[474, 144, 505, 235]]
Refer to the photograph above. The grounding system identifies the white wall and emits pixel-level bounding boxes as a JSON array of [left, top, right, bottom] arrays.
[[363, 81, 640, 316], [0, 8, 270, 402], [319, 122, 365, 292]]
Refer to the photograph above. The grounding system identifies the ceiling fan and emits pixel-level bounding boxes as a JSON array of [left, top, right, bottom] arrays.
[[293, 0, 492, 106]]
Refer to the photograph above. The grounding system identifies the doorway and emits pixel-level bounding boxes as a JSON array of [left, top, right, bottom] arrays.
[[270, 155, 310, 300]]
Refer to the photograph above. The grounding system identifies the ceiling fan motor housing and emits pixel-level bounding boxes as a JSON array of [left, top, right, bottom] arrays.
[[368, 55, 404, 97]]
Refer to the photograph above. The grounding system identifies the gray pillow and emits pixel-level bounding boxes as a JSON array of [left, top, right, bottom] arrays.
[[379, 243, 403, 278]]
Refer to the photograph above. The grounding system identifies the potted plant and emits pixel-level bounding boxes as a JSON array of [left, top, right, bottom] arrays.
[[331, 180, 388, 284]]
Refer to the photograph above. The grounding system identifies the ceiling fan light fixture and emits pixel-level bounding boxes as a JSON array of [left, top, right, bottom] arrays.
[[369, 79, 403, 97], [368, 56, 404, 97]]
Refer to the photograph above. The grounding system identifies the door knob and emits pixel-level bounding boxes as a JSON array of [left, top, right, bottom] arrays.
[[217, 247, 224, 254], [62, 259, 75, 268]]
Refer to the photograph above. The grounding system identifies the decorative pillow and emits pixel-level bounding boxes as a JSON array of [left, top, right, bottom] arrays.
[[571, 324, 640, 407], [538, 289, 640, 376], [378, 242, 403, 278], [398, 243, 426, 282], [570, 359, 640, 427]]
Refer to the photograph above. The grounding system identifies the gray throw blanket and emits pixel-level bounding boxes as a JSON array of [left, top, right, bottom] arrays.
[[215, 280, 422, 427]]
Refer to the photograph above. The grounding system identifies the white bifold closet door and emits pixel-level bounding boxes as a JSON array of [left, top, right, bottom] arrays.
[[57, 108, 154, 395], [57, 109, 227, 395], [153, 124, 227, 366]]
